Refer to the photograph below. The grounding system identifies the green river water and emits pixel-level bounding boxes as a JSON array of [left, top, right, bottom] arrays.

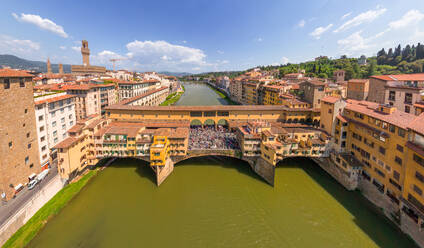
[[29, 82, 418, 248]]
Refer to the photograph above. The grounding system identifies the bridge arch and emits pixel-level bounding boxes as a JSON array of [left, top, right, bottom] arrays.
[[204, 119, 215, 126], [190, 119, 202, 127], [275, 155, 316, 167], [217, 119, 229, 127]]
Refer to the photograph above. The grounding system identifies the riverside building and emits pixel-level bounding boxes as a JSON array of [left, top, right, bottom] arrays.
[[0, 69, 41, 200], [34, 92, 76, 168]]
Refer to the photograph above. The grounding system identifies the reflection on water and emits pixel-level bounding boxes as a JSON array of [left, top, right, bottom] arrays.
[[175, 82, 229, 106], [29, 158, 417, 248], [29, 82, 418, 248]]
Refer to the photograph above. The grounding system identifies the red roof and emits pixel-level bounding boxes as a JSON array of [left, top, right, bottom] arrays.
[[321, 96, 341, 104], [408, 112, 424, 135], [336, 114, 347, 123], [371, 73, 424, 81], [345, 100, 416, 129], [0, 69, 33, 78], [34, 94, 75, 105]]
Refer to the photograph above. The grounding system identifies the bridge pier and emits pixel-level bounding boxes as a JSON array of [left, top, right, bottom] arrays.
[[155, 158, 174, 186], [249, 157, 275, 186]]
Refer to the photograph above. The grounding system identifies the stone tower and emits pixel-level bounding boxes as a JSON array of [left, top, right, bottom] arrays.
[[59, 64, 64, 74], [81, 40, 90, 66], [47, 58, 52, 74]]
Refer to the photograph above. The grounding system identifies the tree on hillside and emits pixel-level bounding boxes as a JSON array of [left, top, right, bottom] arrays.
[[394, 44, 402, 58], [368, 60, 376, 77]]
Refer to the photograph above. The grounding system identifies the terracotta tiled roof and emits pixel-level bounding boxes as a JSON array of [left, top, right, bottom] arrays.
[[53, 135, 86, 149], [336, 114, 348, 123], [34, 94, 75, 105], [0, 69, 33, 78], [348, 79, 369, 83], [68, 124, 84, 133], [371, 73, 424, 81], [321, 96, 341, 104], [345, 100, 416, 129], [106, 104, 317, 113], [104, 126, 141, 138], [407, 112, 424, 135], [53, 137, 78, 149], [61, 84, 92, 90], [119, 86, 169, 105], [86, 118, 105, 129]]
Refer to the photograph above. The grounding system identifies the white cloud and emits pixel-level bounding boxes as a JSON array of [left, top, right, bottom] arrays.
[[12, 13, 68, 38], [389, 9, 424, 29], [337, 31, 374, 55], [271, 57, 290, 66], [59, 46, 66, 50], [92, 50, 126, 65], [71, 46, 80, 52], [126, 40, 206, 64], [341, 12, 352, 20], [297, 19, 306, 28], [0, 35, 40, 58], [334, 7, 387, 33], [216, 59, 229, 64], [309, 24, 333, 39]]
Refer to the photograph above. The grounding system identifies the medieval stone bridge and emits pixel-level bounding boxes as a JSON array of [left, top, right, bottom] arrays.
[[112, 148, 325, 187]]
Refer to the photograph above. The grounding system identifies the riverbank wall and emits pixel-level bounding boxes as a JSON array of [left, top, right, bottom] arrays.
[[312, 157, 423, 248], [205, 82, 241, 105], [0, 175, 64, 246]]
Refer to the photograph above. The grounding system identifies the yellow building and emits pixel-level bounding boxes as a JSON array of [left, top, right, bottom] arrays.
[[343, 101, 415, 204], [55, 115, 108, 180], [242, 81, 260, 105], [403, 113, 424, 227], [279, 94, 311, 109], [261, 85, 283, 105], [150, 135, 170, 166]]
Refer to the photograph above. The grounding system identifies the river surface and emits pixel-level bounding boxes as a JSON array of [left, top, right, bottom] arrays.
[[29, 82, 417, 248]]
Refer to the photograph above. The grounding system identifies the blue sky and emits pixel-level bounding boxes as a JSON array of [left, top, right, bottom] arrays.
[[1, 0, 424, 73]]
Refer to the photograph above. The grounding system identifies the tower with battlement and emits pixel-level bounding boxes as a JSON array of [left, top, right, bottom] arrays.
[[81, 40, 90, 66], [71, 40, 106, 75], [47, 58, 52, 74]]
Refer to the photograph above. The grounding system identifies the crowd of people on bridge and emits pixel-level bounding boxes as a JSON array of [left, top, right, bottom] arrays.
[[189, 126, 239, 150]]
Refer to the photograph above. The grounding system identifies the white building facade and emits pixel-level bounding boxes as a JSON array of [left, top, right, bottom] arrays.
[[34, 92, 76, 167]]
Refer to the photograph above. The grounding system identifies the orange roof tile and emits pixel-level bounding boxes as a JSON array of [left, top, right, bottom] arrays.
[[34, 94, 75, 105], [321, 96, 341, 104], [371, 73, 424, 81], [0, 69, 33, 78], [408, 112, 424, 135], [345, 100, 416, 129]]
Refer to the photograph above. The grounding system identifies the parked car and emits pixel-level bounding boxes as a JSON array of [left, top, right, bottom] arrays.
[[28, 179, 39, 190], [37, 169, 50, 181], [14, 184, 24, 195]]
